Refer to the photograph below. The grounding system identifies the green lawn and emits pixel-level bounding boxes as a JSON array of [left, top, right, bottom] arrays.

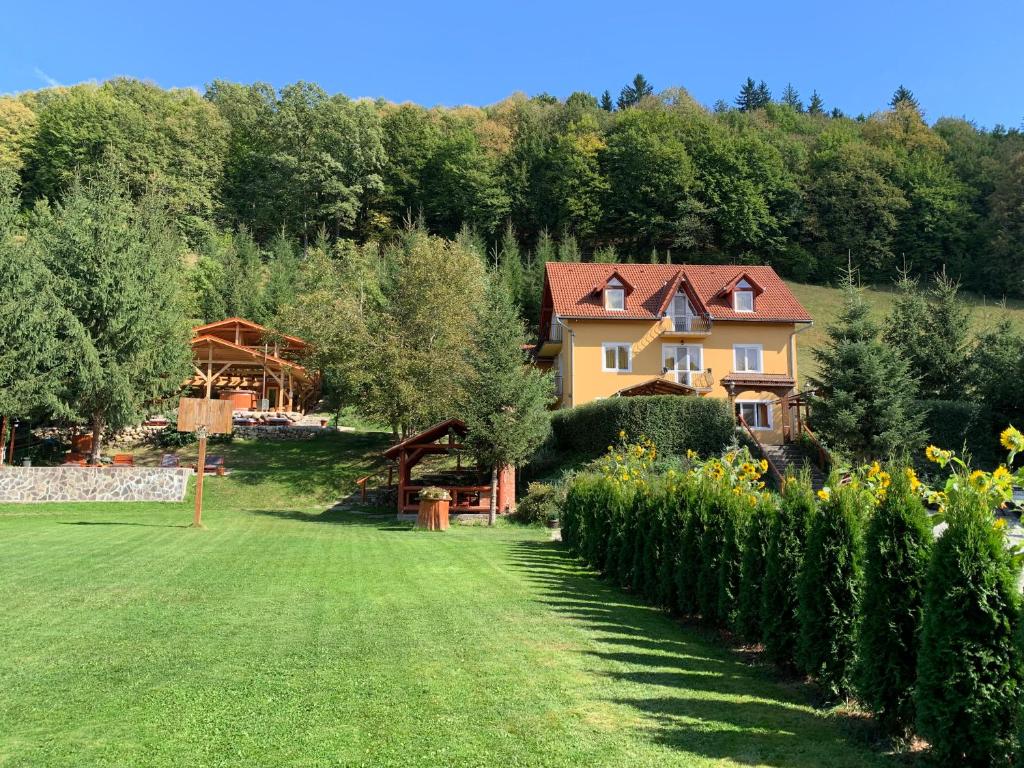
[[1, 434, 891, 767], [786, 280, 1024, 382]]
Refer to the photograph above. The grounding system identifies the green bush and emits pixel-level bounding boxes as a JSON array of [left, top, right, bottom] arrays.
[[737, 496, 775, 642], [717, 493, 750, 630], [675, 482, 708, 617], [918, 399, 995, 469], [797, 478, 865, 698], [697, 487, 730, 625], [762, 473, 814, 667], [551, 396, 733, 458], [855, 467, 932, 736], [916, 491, 1023, 766], [512, 482, 564, 525]]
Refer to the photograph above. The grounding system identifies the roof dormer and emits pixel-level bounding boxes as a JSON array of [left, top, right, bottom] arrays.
[[719, 272, 764, 313], [595, 270, 634, 312]]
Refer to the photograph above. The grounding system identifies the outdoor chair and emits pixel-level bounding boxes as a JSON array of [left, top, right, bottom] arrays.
[[159, 454, 181, 468], [203, 455, 226, 475], [112, 454, 135, 466]]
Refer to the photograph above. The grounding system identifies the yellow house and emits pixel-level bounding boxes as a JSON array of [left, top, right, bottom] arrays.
[[535, 262, 813, 445]]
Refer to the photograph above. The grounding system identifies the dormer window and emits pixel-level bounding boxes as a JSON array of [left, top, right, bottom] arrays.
[[605, 278, 625, 311], [733, 279, 755, 312]]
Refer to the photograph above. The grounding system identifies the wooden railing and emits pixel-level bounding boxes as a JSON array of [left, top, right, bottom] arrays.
[[355, 466, 395, 503], [738, 414, 785, 489], [800, 424, 831, 475]]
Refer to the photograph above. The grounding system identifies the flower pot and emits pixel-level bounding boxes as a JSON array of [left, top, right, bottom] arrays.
[[416, 497, 450, 531], [320, 419, 328, 428]]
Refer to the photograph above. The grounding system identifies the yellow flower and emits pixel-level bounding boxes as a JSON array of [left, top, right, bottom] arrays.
[[905, 467, 921, 492], [925, 445, 941, 463], [686, 449, 698, 460], [1001, 426, 1024, 452], [879, 471, 891, 489], [817, 488, 831, 502], [968, 470, 990, 492], [867, 461, 881, 478], [759, 459, 768, 472], [619, 430, 627, 439], [994, 466, 1011, 481]]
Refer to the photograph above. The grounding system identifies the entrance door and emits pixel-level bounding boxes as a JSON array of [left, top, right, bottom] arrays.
[[670, 293, 695, 332], [662, 345, 702, 386]]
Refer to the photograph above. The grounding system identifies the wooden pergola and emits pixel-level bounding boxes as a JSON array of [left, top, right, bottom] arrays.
[[382, 418, 515, 516], [186, 318, 319, 412]]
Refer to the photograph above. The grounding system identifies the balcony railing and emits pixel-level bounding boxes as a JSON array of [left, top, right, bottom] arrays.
[[667, 368, 714, 391], [547, 322, 563, 343], [667, 314, 713, 334], [553, 374, 563, 397]]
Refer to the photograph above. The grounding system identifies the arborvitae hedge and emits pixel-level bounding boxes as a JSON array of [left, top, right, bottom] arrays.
[[856, 467, 932, 736], [762, 474, 814, 667], [550, 396, 733, 458], [797, 478, 864, 698], [717, 493, 750, 630], [916, 492, 1023, 766], [676, 481, 708, 616], [697, 488, 729, 625], [737, 497, 775, 642]]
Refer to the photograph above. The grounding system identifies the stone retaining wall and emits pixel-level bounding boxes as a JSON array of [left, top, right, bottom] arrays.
[[233, 425, 336, 440], [0, 467, 191, 503]]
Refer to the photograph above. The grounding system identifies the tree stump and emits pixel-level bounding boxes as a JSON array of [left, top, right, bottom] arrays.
[[416, 497, 450, 530]]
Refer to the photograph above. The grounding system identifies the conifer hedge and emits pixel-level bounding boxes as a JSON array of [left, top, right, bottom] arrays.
[[550, 396, 733, 458]]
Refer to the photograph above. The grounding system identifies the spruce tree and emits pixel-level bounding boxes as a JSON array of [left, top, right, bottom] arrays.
[[737, 496, 775, 641], [617, 73, 653, 110], [762, 473, 814, 667], [807, 90, 825, 115], [890, 85, 919, 111], [735, 77, 759, 112], [855, 466, 932, 736], [754, 80, 772, 108], [599, 90, 614, 112], [797, 477, 864, 697], [916, 489, 1023, 765], [558, 229, 581, 262], [808, 270, 925, 462], [461, 277, 553, 524], [781, 83, 803, 111], [33, 164, 192, 462]]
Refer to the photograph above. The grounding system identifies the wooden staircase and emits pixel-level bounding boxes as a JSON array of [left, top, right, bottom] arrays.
[[762, 444, 827, 491]]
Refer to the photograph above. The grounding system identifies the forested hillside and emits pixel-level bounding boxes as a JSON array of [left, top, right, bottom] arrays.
[[2, 74, 1023, 321]]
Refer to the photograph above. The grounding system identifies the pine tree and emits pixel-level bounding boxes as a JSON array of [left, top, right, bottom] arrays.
[[0, 171, 82, 430], [916, 489, 1022, 765], [781, 83, 803, 111], [599, 90, 614, 112], [592, 244, 617, 263], [890, 85, 919, 111], [617, 74, 653, 110], [807, 90, 825, 115], [735, 77, 759, 112], [497, 221, 524, 309], [558, 229, 581, 262], [34, 164, 193, 463], [856, 465, 932, 737], [754, 80, 772, 108], [737, 496, 775, 640], [797, 477, 864, 698], [461, 278, 553, 524], [762, 473, 814, 666], [808, 270, 925, 462], [885, 270, 972, 401]]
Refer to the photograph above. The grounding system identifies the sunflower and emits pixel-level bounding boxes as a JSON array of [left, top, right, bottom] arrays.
[[817, 488, 831, 502], [1001, 426, 1024, 452], [905, 467, 922, 492], [925, 445, 941, 463], [968, 470, 990, 492]]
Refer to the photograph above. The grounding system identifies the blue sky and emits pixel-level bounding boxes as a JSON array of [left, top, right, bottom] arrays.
[[3, 0, 1021, 128]]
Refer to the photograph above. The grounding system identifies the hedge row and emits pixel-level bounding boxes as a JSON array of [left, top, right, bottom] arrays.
[[550, 396, 733, 458], [917, 399, 995, 468], [560, 462, 1022, 763]]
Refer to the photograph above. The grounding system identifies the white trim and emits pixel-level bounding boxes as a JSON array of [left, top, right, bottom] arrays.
[[601, 342, 632, 373], [733, 289, 754, 312], [604, 287, 625, 311], [736, 399, 773, 430], [732, 343, 763, 373], [661, 343, 703, 385]]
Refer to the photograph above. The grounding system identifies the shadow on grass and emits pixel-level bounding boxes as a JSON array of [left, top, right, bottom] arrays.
[[506, 540, 893, 768], [245, 507, 411, 530], [58, 521, 188, 528]]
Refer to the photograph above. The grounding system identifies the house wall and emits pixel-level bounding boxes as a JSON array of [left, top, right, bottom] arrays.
[[554, 316, 801, 444]]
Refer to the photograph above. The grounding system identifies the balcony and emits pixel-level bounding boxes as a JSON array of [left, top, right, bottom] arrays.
[[536, 322, 563, 358], [553, 374, 563, 397], [665, 368, 715, 393], [661, 314, 713, 338]]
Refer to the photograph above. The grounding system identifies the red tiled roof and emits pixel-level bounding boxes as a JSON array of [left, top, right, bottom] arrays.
[[542, 263, 811, 323]]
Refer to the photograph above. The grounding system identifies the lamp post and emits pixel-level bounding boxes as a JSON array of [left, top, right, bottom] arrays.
[[9, 419, 20, 465]]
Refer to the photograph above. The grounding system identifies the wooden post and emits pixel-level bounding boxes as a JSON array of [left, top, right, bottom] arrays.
[[0, 415, 6, 466], [193, 428, 208, 528], [205, 346, 213, 399]]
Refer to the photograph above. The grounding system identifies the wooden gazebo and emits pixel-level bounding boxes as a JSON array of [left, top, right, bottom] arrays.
[[186, 318, 319, 412], [382, 418, 515, 516]]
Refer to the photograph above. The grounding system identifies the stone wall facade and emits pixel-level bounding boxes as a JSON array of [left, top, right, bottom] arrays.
[[0, 467, 191, 503]]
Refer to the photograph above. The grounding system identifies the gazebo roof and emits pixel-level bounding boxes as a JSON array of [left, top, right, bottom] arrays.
[[383, 418, 467, 459], [614, 378, 697, 397]]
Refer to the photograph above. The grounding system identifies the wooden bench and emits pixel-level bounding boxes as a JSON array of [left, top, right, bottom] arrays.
[[159, 454, 181, 468], [112, 454, 135, 467], [203, 455, 226, 476]]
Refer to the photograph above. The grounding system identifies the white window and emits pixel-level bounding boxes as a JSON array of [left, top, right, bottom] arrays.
[[733, 344, 763, 373], [662, 344, 702, 385], [670, 292, 695, 331], [605, 278, 625, 311], [737, 401, 772, 430], [602, 343, 631, 372], [733, 280, 754, 312]]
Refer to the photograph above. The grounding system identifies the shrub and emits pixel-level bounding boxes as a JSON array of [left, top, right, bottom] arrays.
[[513, 482, 564, 525], [762, 472, 814, 667], [917, 399, 994, 469], [551, 396, 733, 459], [797, 477, 865, 698], [855, 465, 932, 736], [697, 486, 730, 625], [717, 492, 750, 630], [915, 488, 1023, 766], [737, 496, 776, 642], [675, 481, 708, 616]]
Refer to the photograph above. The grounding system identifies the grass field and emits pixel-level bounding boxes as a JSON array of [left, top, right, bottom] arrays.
[[0, 434, 892, 767], [786, 280, 1024, 383]]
